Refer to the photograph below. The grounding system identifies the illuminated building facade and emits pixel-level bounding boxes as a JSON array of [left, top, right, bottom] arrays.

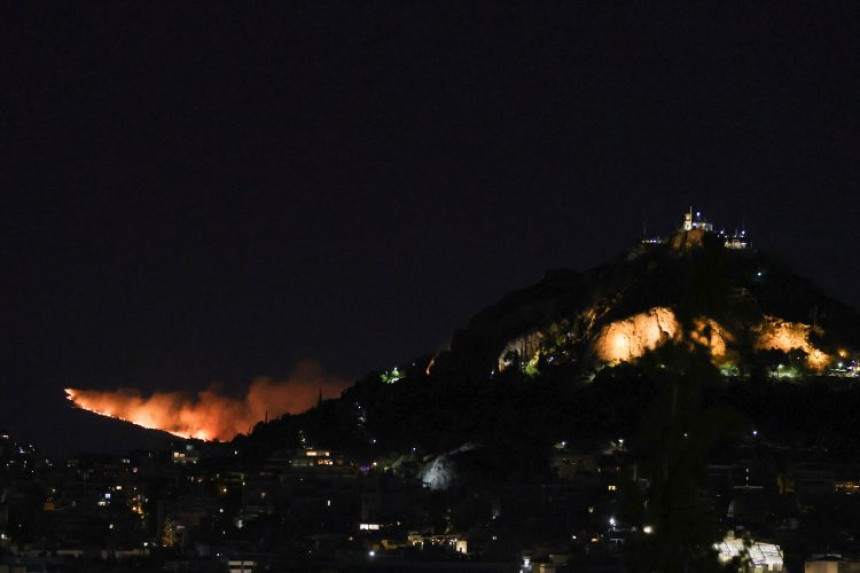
[[683, 206, 714, 232]]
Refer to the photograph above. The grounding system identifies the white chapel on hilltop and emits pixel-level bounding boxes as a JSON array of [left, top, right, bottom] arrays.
[[644, 207, 750, 250]]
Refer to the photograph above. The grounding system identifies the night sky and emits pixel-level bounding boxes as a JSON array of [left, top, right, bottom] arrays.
[[5, 3, 860, 453]]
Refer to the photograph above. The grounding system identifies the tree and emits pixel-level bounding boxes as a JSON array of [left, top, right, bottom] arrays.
[[624, 344, 745, 572]]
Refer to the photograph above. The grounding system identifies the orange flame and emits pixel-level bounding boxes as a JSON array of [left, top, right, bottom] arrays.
[[64, 362, 349, 441]]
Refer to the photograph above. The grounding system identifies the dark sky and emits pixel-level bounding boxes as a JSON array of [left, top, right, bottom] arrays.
[[4, 3, 859, 453]]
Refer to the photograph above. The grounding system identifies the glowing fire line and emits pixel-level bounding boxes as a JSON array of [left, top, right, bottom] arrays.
[[64, 364, 349, 441], [65, 388, 210, 440]]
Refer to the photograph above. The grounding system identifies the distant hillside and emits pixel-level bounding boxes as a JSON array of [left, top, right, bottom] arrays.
[[49, 406, 177, 456]]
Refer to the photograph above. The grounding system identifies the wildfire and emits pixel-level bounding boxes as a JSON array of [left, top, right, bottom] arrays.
[[64, 362, 349, 441]]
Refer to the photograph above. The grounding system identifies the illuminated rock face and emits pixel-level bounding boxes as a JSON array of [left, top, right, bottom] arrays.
[[754, 316, 830, 371], [593, 310, 735, 365], [420, 454, 456, 491], [497, 309, 833, 372], [498, 303, 834, 373], [593, 307, 679, 363], [690, 318, 734, 360], [420, 443, 476, 491], [498, 331, 546, 371]]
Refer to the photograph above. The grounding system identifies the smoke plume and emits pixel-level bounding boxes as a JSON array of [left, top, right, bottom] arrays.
[[65, 361, 349, 441]]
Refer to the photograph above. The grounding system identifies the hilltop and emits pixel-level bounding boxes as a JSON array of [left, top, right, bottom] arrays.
[[442, 216, 859, 381]]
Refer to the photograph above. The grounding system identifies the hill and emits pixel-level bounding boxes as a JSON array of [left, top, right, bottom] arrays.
[[242, 218, 860, 477]]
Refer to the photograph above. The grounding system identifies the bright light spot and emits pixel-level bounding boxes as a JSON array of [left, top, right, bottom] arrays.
[[594, 307, 679, 363], [755, 316, 831, 371], [643, 525, 654, 534], [609, 517, 616, 527], [368, 550, 375, 557]]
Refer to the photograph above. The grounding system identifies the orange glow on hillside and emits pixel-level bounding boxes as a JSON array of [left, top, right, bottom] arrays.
[[65, 362, 349, 441], [754, 317, 830, 371], [593, 307, 679, 363], [592, 308, 736, 365], [690, 317, 734, 359]]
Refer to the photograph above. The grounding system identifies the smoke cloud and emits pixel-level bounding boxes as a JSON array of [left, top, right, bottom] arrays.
[[65, 361, 350, 441]]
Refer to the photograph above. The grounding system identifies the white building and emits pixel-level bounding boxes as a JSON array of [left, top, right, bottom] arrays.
[[682, 207, 714, 232], [717, 532, 783, 572]]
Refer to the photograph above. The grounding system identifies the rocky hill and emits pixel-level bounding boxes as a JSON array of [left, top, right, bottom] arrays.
[[438, 230, 859, 382], [242, 223, 860, 477]]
